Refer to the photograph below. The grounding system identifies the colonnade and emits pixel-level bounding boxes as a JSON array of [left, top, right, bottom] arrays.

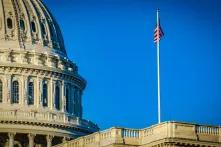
[[4, 133, 64, 147]]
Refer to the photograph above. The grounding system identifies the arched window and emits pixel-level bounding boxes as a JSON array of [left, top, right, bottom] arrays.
[[66, 88, 69, 112], [31, 21, 36, 33], [20, 19, 25, 31], [7, 18, 13, 29], [55, 85, 60, 110], [28, 81, 34, 105], [0, 80, 2, 103], [42, 82, 48, 107], [12, 81, 19, 104], [41, 23, 46, 35]]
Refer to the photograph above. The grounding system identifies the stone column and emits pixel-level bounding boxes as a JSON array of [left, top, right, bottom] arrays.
[[46, 135, 53, 147], [36, 77, 41, 108], [48, 79, 53, 110], [2, 76, 7, 104], [22, 76, 28, 105], [28, 134, 35, 147], [62, 137, 66, 143], [6, 74, 11, 104], [33, 77, 37, 107], [62, 137, 70, 143], [8, 133, 15, 147], [20, 76, 24, 105]]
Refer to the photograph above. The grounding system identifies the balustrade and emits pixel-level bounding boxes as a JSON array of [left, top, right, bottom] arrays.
[[122, 129, 139, 138], [196, 125, 219, 135], [0, 109, 98, 131], [53, 122, 221, 147]]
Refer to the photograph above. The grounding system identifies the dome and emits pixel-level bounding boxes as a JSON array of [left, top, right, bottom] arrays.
[[0, 0, 66, 56], [0, 0, 99, 146]]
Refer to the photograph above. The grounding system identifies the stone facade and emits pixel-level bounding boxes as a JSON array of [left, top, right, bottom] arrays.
[[54, 121, 221, 147], [0, 0, 99, 146]]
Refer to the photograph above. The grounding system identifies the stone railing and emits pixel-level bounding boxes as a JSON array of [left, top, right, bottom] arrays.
[[196, 125, 219, 135], [122, 128, 140, 138], [0, 110, 99, 132], [53, 121, 221, 147]]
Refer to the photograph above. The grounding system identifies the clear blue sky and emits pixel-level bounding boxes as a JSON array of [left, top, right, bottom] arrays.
[[44, 0, 221, 129]]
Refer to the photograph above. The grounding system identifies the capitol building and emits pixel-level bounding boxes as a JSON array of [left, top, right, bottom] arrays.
[[0, 0, 220, 147], [0, 0, 98, 146]]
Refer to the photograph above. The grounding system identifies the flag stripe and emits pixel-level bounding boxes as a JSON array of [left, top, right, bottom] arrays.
[[154, 24, 164, 43]]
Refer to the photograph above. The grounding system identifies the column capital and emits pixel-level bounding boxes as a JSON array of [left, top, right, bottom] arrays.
[[62, 137, 66, 143], [28, 133, 36, 139], [62, 137, 70, 143], [8, 132, 16, 138], [46, 134, 54, 141]]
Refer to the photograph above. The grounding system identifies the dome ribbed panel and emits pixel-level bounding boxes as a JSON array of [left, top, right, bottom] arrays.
[[0, 0, 67, 56]]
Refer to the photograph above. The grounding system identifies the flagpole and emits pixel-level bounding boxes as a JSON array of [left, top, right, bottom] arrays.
[[156, 9, 161, 124]]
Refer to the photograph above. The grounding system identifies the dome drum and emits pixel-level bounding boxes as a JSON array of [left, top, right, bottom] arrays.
[[0, 67, 86, 116], [0, 63, 99, 144]]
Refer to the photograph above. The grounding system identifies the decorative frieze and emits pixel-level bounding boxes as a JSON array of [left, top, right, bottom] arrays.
[[0, 49, 76, 73], [0, 66, 85, 88]]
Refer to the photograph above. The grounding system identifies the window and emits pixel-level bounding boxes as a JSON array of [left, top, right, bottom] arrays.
[[42, 82, 48, 107], [7, 18, 13, 29], [41, 23, 46, 35], [31, 21, 36, 32], [20, 19, 25, 31], [28, 81, 34, 105], [55, 85, 60, 110], [66, 88, 69, 112], [0, 80, 2, 103], [12, 81, 19, 104]]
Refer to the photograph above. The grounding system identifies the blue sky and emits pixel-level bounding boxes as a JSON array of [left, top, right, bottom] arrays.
[[44, 0, 221, 129]]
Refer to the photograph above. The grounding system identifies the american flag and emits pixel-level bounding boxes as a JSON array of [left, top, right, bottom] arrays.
[[154, 20, 164, 43]]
